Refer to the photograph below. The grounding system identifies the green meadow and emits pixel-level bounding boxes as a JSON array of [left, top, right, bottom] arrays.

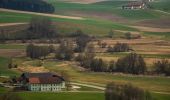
[[0, 44, 26, 49], [16, 92, 170, 100], [0, 57, 19, 76]]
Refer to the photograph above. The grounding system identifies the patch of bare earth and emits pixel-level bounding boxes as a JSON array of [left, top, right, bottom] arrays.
[[17, 66, 49, 73], [135, 18, 170, 28], [130, 25, 170, 32], [65, 11, 129, 23], [0, 49, 25, 57]]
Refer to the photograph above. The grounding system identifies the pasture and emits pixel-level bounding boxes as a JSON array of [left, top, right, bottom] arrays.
[[16, 92, 170, 100]]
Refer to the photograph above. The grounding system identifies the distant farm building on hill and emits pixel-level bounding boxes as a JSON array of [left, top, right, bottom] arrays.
[[20, 72, 65, 91], [122, 2, 146, 10]]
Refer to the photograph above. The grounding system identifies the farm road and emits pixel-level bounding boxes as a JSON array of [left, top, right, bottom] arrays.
[[0, 8, 85, 20]]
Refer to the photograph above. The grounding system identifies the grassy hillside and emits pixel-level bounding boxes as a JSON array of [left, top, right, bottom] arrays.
[[47, 0, 170, 20], [0, 10, 138, 36], [150, 0, 170, 13]]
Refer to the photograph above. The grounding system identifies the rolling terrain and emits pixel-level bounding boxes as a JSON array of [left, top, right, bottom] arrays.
[[0, 0, 170, 100]]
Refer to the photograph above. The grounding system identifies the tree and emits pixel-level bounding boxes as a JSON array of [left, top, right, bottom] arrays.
[[55, 40, 74, 60], [60, 71, 71, 91], [105, 82, 152, 100], [108, 60, 116, 72], [26, 44, 50, 59], [116, 53, 146, 74], [107, 42, 131, 52], [27, 17, 57, 39], [154, 59, 170, 76], [108, 29, 114, 38], [90, 58, 108, 72], [125, 32, 132, 39], [0, 29, 6, 43], [75, 30, 91, 52]]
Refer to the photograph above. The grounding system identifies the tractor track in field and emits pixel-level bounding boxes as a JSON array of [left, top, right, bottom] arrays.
[[0, 8, 85, 20]]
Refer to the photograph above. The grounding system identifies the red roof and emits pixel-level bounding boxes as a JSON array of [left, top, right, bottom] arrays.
[[29, 77, 40, 84], [28, 77, 63, 84]]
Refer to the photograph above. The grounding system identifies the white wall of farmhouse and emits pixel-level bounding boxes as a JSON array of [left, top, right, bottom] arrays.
[[27, 82, 65, 91]]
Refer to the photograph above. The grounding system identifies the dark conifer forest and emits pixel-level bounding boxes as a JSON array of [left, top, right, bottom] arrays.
[[0, 0, 55, 13]]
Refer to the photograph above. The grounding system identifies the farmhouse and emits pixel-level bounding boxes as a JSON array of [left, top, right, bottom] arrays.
[[122, 2, 146, 10], [20, 72, 65, 91]]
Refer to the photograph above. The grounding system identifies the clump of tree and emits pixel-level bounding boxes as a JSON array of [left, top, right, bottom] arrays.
[[107, 42, 131, 52], [26, 44, 51, 59], [0, 0, 54, 13], [55, 40, 74, 61], [154, 59, 170, 76], [116, 53, 146, 74], [27, 17, 57, 39], [76, 43, 95, 68], [105, 82, 152, 100], [97, 41, 107, 48], [0, 29, 6, 43], [8, 58, 18, 69], [108, 30, 114, 38], [90, 58, 108, 72], [75, 30, 91, 52], [124, 32, 141, 39]]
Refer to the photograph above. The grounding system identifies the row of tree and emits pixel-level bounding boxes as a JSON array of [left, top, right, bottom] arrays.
[[0, 0, 55, 13], [107, 42, 132, 52], [76, 52, 146, 75], [26, 44, 54, 59], [154, 59, 170, 76]]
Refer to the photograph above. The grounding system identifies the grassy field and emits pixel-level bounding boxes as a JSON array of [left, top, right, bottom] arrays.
[[0, 57, 20, 76], [47, 0, 170, 20], [0, 44, 26, 49], [143, 32, 170, 40], [18, 92, 104, 100], [150, 0, 170, 13], [15, 91, 170, 100]]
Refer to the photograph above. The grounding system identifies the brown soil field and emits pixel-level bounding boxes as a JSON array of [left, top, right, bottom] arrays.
[[17, 66, 49, 73], [65, 11, 129, 23], [130, 25, 170, 32], [0, 49, 25, 57], [135, 17, 170, 28]]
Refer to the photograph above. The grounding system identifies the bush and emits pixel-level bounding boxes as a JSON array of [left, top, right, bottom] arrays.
[[105, 82, 152, 100]]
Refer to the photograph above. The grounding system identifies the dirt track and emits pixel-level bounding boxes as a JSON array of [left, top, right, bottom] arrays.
[[130, 26, 170, 32], [0, 23, 27, 27], [0, 8, 84, 20]]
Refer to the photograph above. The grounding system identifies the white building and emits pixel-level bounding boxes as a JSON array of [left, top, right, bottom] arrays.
[[20, 73, 65, 91], [122, 2, 146, 10]]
